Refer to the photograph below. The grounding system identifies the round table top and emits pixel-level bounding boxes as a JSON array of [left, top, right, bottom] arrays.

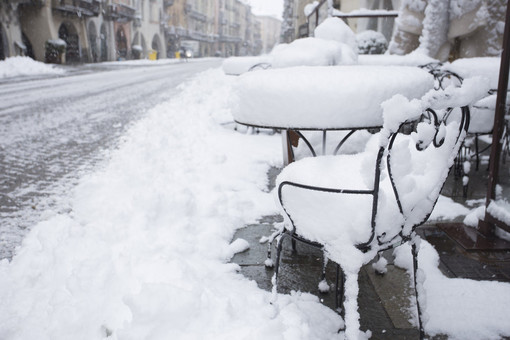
[[233, 65, 435, 130]]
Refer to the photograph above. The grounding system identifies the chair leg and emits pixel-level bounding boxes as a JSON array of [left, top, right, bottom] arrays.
[[265, 225, 285, 268], [318, 253, 330, 293], [335, 264, 345, 320], [270, 234, 285, 307], [412, 241, 425, 340], [475, 135, 480, 171], [265, 240, 274, 268], [272, 234, 284, 289]]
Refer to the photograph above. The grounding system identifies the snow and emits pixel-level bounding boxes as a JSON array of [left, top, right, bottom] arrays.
[[469, 94, 497, 133], [272, 77, 490, 339], [313, 17, 358, 52], [488, 200, 510, 226], [0, 69, 343, 340], [304, 1, 319, 17], [222, 56, 271, 75], [447, 57, 506, 90], [356, 30, 387, 55], [0, 62, 509, 339], [233, 65, 434, 129], [0, 57, 66, 79], [221, 18, 358, 75], [271, 38, 357, 68], [394, 241, 510, 340], [358, 52, 437, 66]]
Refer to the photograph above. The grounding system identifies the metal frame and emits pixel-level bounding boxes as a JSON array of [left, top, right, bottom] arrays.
[[269, 105, 470, 339]]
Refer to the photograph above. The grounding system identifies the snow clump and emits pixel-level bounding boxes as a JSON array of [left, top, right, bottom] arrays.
[[0, 56, 66, 79]]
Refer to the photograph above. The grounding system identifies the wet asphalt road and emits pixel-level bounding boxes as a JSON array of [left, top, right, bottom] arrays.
[[0, 59, 222, 259]]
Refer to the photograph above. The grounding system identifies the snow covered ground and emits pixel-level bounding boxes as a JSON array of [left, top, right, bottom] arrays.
[[0, 59, 509, 339], [0, 57, 66, 79]]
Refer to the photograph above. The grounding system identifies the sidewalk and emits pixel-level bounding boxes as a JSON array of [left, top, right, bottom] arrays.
[[232, 140, 510, 339]]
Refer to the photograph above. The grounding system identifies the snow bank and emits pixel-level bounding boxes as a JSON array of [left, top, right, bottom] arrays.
[[0, 56, 66, 79], [233, 65, 434, 129], [0, 69, 343, 339], [394, 241, 510, 339]]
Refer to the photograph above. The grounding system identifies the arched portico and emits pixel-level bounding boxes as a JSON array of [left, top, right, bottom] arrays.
[[58, 21, 81, 63], [88, 21, 98, 62], [151, 34, 162, 59], [100, 24, 108, 61], [116, 26, 128, 59], [0, 24, 8, 60]]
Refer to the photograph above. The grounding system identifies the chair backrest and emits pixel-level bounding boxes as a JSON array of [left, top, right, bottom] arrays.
[[386, 105, 470, 240]]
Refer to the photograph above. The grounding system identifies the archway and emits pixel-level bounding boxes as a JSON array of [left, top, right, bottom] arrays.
[[141, 35, 147, 58], [116, 27, 127, 59], [131, 31, 142, 59], [88, 21, 98, 62], [22, 33, 34, 59], [100, 24, 108, 61], [0, 24, 8, 60], [151, 34, 161, 59], [58, 22, 81, 63]]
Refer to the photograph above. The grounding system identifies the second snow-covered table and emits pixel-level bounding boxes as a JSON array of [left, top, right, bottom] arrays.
[[233, 65, 435, 163]]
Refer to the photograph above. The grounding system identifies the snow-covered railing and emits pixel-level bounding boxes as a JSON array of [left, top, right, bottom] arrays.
[[305, 0, 399, 37]]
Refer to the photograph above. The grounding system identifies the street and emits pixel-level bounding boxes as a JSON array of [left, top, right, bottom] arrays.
[[0, 59, 222, 259]]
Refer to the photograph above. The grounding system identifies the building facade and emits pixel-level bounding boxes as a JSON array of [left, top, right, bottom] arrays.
[[256, 15, 281, 54], [1, 0, 270, 62]]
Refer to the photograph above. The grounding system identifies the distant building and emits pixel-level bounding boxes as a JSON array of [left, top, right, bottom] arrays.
[[256, 15, 281, 54], [131, 0, 167, 59], [0, 0, 28, 60]]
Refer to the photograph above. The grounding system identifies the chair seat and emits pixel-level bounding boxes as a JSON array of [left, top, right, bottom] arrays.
[[275, 140, 404, 260], [276, 118, 464, 261]]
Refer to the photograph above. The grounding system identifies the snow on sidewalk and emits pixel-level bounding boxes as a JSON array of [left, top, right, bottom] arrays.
[[0, 68, 341, 340], [0, 66, 509, 340]]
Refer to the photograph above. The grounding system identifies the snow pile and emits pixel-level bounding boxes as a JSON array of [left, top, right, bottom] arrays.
[[394, 241, 510, 339], [313, 17, 358, 52], [0, 69, 344, 339], [233, 65, 434, 129], [270, 38, 357, 68], [0, 56, 66, 79], [222, 17, 358, 75]]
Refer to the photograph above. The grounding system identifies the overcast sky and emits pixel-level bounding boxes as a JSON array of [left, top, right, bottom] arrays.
[[245, 0, 284, 19]]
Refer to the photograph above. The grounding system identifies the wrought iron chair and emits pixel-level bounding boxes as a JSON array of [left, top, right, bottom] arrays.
[[268, 97, 470, 339]]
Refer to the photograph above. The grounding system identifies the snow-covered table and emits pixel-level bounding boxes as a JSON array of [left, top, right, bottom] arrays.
[[233, 65, 435, 162]]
